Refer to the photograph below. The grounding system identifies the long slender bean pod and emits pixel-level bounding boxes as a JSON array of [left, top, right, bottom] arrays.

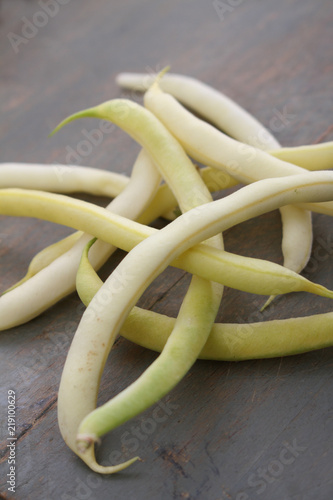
[[55, 171, 333, 472], [0, 163, 129, 196], [76, 238, 103, 305], [116, 72, 333, 169], [120, 306, 333, 361], [116, 72, 280, 150], [270, 142, 333, 171], [77, 240, 333, 361], [261, 205, 312, 310], [50, 99, 237, 211], [2, 149, 324, 288], [56, 150, 162, 472], [50, 97, 313, 285], [74, 86, 225, 468], [142, 76, 313, 309], [0, 188, 332, 304], [54, 94, 223, 472], [0, 186, 332, 296], [4, 231, 83, 293], [0, 149, 161, 329], [143, 79, 313, 281], [0, 160, 239, 330], [0, 162, 237, 212], [52, 97, 305, 189], [2, 148, 327, 294]]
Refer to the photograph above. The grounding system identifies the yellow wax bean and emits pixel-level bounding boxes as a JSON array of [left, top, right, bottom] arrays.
[[56, 170, 333, 472], [116, 71, 333, 169], [143, 78, 313, 288], [0, 150, 161, 330], [77, 241, 333, 361]]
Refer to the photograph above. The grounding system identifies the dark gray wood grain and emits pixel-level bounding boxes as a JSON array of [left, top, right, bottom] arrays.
[[0, 0, 332, 499]]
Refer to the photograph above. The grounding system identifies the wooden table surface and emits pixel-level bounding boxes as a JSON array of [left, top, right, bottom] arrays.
[[0, 1, 333, 499]]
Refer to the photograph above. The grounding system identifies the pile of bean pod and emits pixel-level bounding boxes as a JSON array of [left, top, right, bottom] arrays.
[[1, 69, 333, 473]]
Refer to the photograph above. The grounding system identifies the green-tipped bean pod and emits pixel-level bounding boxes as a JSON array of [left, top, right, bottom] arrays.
[[116, 71, 280, 150], [0, 188, 332, 303], [77, 239, 333, 361], [71, 83, 225, 471], [0, 149, 161, 329], [56, 170, 333, 472], [143, 78, 314, 287], [119, 306, 333, 361], [116, 71, 333, 169], [0, 162, 129, 196]]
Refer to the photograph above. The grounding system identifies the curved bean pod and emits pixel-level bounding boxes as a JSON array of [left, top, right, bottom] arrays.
[[116, 71, 280, 150], [271, 142, 333, 171], [3, 231, 83, 293], [77, 241, 333, 361], [119, 306, 333, 361], [1, 152, 325, 295], [116, 72, 333, 169], [0, 188, 331, 303], [50, 100, 237, 211], [55, 151, 162, 472], [118, 72, 322, 282], [50, 98, 314, 285], [73, 86, 225, 468], [76, 238, 103, 305], [0, 149, 161, 329], [0, 163, 129, 196], [0, 144, 237, 330], [53, 92, 224, 470], [143, 79, 313, 281], [55, 171, 333, 471]]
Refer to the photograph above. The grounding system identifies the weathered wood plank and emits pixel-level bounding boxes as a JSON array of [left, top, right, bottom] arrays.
[[0, 0, 332, 498]]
